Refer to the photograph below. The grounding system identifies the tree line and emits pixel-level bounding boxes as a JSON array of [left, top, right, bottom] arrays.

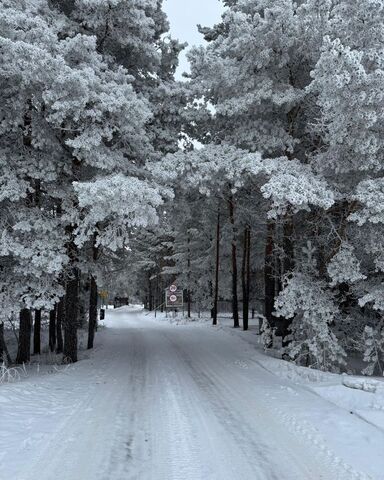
[[0, 0, 185, 363], [136, 0, 384, 374], [1, 0, 384, 375]]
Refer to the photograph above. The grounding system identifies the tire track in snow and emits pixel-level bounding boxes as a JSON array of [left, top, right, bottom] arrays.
[[3, 308, 377, 480], [162, 329, 368, 480]]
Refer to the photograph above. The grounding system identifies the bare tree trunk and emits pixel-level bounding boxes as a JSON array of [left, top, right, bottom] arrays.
[[63, 266, 79, 363], [242, 226, 251, 331], [148, 274, 153, 311], [63, 227, 79, 363], [0, 322, 12, 365], [187, 233, 191, 318], [187, 291, 191, 318], [228, 194, 239, 328], [213, 208, 221, 326], [33, 309, 41, 355], [0, 322, 3, 363], [49, 306, 56, 353], [56, 299, 64, 354], [246, 228, 251, 322], [87, 275, 98, 350], [16, 309, 32, 364], [282, 214, 294, 345], [264, 221, 276, 346]]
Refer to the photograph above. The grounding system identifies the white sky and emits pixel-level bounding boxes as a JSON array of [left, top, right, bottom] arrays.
[[163, 0, 224, 79]]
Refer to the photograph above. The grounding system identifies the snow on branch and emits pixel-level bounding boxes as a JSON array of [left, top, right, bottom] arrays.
[[259, 158, 335, 218], [151, 146, 334, 217], [73, 174, 171, 250], [349, 178, 384, 226]]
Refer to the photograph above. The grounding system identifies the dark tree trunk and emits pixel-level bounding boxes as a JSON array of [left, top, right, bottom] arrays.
[[187, 234, 191, 318], [0, 322, 12, 365], [264, 221, 276, 346], [283, 216, 295, 275], [282, 215, 295, 345], [56, 299, 64, 354], [148, 274, 153, 311], [87, 276, 98, 350], [49, 306, 56, 353], [242, 228, 248, 330], [246, 229, 251, 320], [242, 226, 251, 331], [63, 231, 79, 363], [33, 309, 41, 355], [228, 194, 239, 328], [0, 322, 3, 363], [16, 309, 32, 364], [187, 291, 191, 318], [212, 209, 221, 326], [63, 266, 79, 363], [77, 279, 88, 329]]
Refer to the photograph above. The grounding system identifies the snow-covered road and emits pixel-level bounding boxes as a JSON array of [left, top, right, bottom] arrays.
[[1, 307, 382, 480]]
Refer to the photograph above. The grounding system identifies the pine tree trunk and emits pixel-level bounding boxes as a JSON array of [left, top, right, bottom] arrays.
[[212, 209, 221, 326], [228, 194, 239, 328], [187, 291, 191, 318], [246, 227, 251, 322], [63, 266, 79, 363], [148, 275, 153, 311], [77, 279, 87, 329], [0, 322, 4, 363], [49, 306, 56, 353], [87, 275, 98, 350], [33, 309, 41, 355], [0, 322, 12, 365], [282, 214, 295, 345], [63, 230, 79, 363], [56, 298, 64, 354], [264, 221, 276, 346], [16, 309, 32, 364], [242, 226, 251, 331], [187, 234, 191, 318]]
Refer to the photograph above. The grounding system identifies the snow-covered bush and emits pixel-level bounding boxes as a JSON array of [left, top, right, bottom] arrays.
[[327, 243, 366, 287], [361, 326, 384, 376], [260, 317, 275, 351], [274, 273, 346, 372]]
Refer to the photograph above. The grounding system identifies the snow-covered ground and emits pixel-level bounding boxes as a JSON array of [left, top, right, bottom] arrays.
[[1, 307, 383, 480]]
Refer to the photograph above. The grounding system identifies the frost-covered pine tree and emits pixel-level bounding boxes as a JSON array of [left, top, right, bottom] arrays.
[[307, 0, 384, 368], [0, 0, 181, 362], [186, 0, 340, 338]]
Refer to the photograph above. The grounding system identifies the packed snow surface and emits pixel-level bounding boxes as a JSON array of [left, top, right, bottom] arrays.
[[1, 307, 383, 480]]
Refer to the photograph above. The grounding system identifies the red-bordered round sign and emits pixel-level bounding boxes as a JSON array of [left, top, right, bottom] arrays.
[[169, 294, 177, 303], [170, 285, 177, 293]]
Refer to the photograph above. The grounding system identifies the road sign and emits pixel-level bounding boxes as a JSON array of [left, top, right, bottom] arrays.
[[99, 290, 109, 300], [165, 286, 183, 308]]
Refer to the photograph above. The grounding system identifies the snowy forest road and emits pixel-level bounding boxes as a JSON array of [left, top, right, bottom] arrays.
[[0, 307, 378, 480]]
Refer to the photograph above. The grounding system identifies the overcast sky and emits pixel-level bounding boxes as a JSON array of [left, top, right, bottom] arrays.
[[163, 0, 223, 79]]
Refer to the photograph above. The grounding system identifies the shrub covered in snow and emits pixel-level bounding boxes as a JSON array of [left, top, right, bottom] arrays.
[[275, 273, 347, 372]]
